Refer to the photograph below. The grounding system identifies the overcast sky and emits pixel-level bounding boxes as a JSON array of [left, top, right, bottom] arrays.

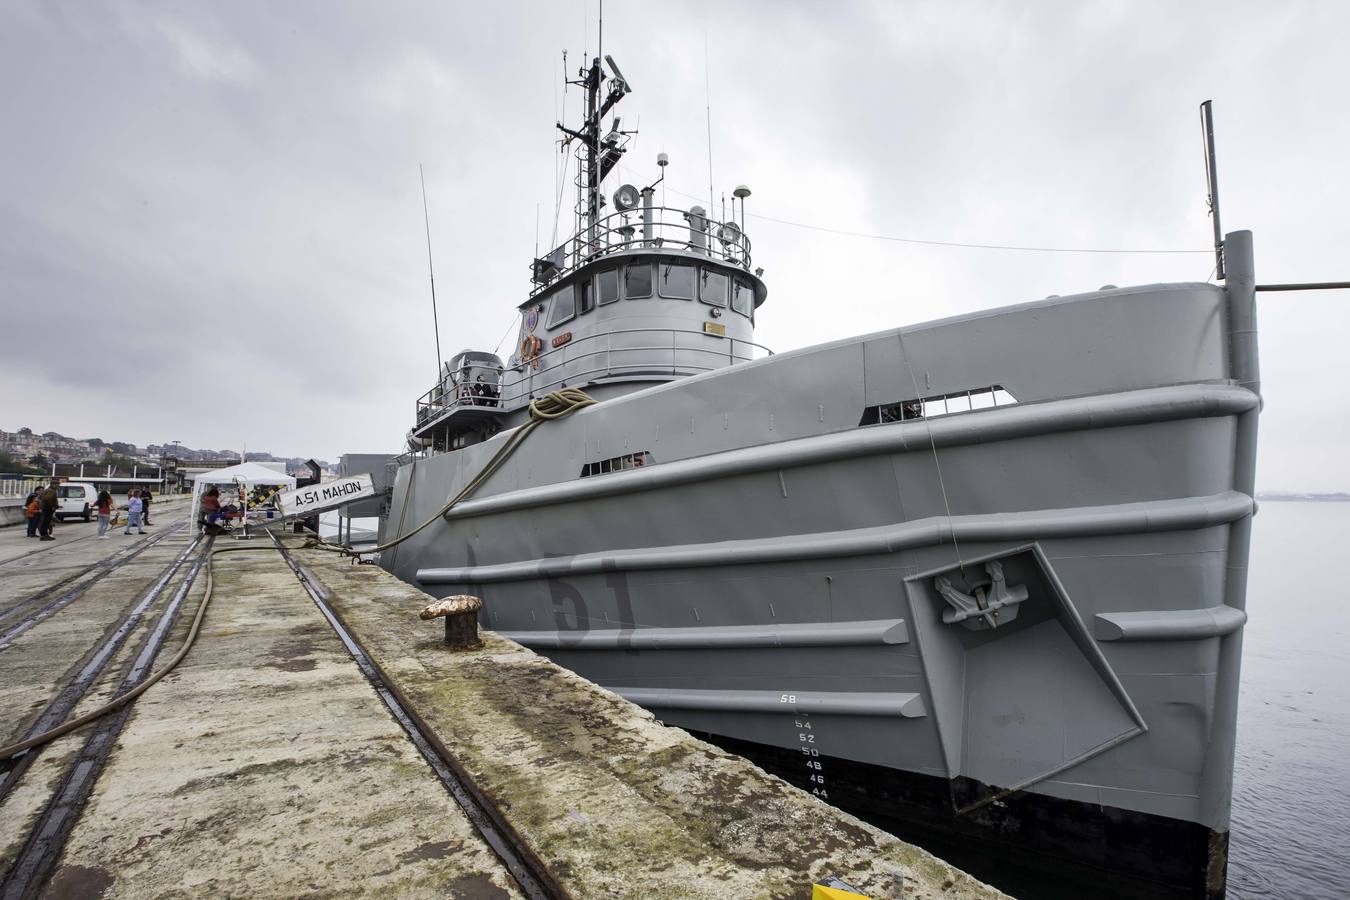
[[2, 1, 1346, 489]]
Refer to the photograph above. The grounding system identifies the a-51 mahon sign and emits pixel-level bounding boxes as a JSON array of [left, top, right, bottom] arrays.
[[275, 473, 376, 518]]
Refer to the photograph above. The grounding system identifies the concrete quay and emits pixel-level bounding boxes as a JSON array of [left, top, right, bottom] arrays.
[[0, 514, 1004, 899]]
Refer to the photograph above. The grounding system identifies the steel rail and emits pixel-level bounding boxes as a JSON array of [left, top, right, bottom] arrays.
[[0, 534, 203, 806], [0, 528, 177, 622], [265, 531, 567, 900], [0, 499, 188, 572], [0, 536, 162, 622], [0, 526, 182, 648], [0, 537, 213, 900], [0, 530, 103, 570]]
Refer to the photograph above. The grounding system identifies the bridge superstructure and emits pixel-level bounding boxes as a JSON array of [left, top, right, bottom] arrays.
[[410, 53, 769, 454]]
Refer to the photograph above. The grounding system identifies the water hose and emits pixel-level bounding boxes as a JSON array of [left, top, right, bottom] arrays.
[[1, 542, 250, 761]]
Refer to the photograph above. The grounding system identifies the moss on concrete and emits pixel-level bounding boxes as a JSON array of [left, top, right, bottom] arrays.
[[294, 538, 1006, 900]]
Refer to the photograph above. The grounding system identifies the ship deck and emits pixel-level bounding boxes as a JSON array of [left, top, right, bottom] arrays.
[[0, 504, 1001, 898]]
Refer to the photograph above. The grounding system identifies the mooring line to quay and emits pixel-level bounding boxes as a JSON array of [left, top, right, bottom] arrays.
[[0, 536, 214, 900], [0, 533, 204, 809], [0, 526, 183, 651], [266, 530, 568, 900]]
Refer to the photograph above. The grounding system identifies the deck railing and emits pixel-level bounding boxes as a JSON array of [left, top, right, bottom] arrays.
[[415, 326, 773, 430], [533, 205, 752, 294]]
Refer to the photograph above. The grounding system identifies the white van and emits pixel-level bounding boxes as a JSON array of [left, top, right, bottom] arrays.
[[56, 482, 99, 521]]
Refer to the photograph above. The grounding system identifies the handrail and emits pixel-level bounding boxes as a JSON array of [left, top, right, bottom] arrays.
[[532, 205, 752, 295], [415, 325, 774, 428]]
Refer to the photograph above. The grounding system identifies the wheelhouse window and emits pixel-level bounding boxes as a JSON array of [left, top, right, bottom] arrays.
[[731, 276, 754, 318], [700, 269, 728, 307], [546, 284, 576, 328], [597, 268, 619, 305], [624, 262, 652, 299], [577, 279, 594, 315], [658, 261, 696, 299]]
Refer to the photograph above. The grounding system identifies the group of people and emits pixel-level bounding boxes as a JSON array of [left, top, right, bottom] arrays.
[[23, 482, 153, 542], [453, 372, 500, 407], [23, 483, 58, 541]]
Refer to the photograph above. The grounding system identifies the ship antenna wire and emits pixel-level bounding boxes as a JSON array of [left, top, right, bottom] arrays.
[[419, 164, 443, 379], [896, 329, 966, 575]]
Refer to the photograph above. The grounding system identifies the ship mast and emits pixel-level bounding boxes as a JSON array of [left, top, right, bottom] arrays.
[[558, 54, 632, 253]]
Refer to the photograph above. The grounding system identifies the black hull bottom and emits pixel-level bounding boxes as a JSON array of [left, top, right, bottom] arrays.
[[692, 730, 1227, 900]]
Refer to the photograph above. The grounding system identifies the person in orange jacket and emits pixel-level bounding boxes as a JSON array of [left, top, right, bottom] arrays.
[[24, 490, 41, 538]]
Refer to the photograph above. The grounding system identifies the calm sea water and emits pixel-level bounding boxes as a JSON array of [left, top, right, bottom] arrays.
[[1228, 501, 1350, 898]]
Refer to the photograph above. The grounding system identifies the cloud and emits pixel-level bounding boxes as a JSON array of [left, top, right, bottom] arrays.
[[0, 0, 1346, 489], [141, 13, 259, 85]]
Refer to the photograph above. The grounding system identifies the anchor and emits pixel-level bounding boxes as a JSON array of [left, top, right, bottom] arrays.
[[934, 560, 1029, 631]]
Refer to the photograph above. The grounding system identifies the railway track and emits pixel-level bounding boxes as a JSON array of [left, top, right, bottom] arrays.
[[0, 534, 204, 807], [0, 500, 187, 573], [1, 528, 564, 898], [0, 536, 214, 900], [0, 526, 183, 650], [0, 531, 102, 571], [266, 530, 566, 900]]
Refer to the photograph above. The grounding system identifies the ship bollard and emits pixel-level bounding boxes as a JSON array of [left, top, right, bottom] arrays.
[[420, 595, 484, 650]]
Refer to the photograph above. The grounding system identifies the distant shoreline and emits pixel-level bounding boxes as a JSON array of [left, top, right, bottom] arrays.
[[1256, 492, 1350, 502]]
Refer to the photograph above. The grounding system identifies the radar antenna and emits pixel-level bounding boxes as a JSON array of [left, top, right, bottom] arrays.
[[556, 51, 633, 255]]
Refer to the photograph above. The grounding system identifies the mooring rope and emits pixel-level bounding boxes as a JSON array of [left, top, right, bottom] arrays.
[[306, 388, 597, 558]]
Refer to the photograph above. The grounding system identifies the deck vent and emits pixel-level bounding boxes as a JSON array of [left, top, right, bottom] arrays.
[[858, 385, 1017, 427], [580, 451, 654, 478]]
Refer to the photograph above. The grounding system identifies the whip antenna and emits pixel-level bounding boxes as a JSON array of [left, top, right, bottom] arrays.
[[419, 164, 443, 379], [704, 33, 715, 218]]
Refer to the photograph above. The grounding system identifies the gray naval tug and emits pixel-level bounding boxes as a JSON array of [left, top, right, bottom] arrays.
[[378, 54, 1259, 899]]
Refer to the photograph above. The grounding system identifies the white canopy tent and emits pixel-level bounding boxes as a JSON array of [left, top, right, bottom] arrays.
[[188, 461, 296, 532]]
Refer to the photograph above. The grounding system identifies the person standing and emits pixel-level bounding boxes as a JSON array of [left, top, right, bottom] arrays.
[[123, 490, 145, 535], [38, 480, 59, 541], [141, 487, 153, 526], [25, 489, 41, 538], [95, 490, 114, 538]]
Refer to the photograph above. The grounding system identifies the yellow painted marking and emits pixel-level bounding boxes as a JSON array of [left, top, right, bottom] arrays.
[[812, 884, 871, 900]]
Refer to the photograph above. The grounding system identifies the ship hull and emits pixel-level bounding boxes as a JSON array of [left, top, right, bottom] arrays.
[[384, 277, 1258, 898]]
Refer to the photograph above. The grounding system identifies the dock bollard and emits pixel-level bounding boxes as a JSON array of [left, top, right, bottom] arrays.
[[420, 595, 484, 650]]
